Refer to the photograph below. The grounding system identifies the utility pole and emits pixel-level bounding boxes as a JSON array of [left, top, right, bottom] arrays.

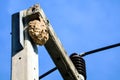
[[11, 4, 85, 80], [11, 5, 41, 80]]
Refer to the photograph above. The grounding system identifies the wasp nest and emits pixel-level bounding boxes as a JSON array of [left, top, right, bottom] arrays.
[[28, 20, 49, 45]]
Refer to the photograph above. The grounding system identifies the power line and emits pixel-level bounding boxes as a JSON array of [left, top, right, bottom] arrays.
[[39, 67, 57, 79], [39, 43, 120, 79], [80, 43, 120, 57]]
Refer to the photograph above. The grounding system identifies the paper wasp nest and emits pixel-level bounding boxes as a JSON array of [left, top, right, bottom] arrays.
[[28, 20, 49, 45]]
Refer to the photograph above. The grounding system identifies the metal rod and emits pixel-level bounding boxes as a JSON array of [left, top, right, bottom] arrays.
[[39, 43, 120, 79], [39, 67, 57, 79]]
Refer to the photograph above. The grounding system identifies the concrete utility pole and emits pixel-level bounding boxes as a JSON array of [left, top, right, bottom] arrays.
[[11, 4, 48, 80], [11, 4, 85, 80], [12, 11, 39, 80]]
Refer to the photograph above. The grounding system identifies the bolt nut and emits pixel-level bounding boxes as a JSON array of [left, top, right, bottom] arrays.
[[28, 20, 49, 45]]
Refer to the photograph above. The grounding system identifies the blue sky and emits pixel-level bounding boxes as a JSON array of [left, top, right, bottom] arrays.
[[0, 0, 120, 80]]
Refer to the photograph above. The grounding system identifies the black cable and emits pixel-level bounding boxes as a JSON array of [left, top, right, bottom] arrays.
[[39, 43, 120, 79], [39, 67, 57, 79], [80, 43, 120, 57]]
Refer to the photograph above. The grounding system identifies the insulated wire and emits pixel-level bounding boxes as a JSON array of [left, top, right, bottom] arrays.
[[39, 43, 120, 79]]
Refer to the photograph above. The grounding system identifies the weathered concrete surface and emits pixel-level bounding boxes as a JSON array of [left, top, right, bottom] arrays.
[[11, 7, 39, 80], [12, 4, 84, 80]]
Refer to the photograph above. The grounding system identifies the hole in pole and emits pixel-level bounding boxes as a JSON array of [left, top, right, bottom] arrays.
[[18, 57, 21, 60], [34, 67, 36, 70]]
